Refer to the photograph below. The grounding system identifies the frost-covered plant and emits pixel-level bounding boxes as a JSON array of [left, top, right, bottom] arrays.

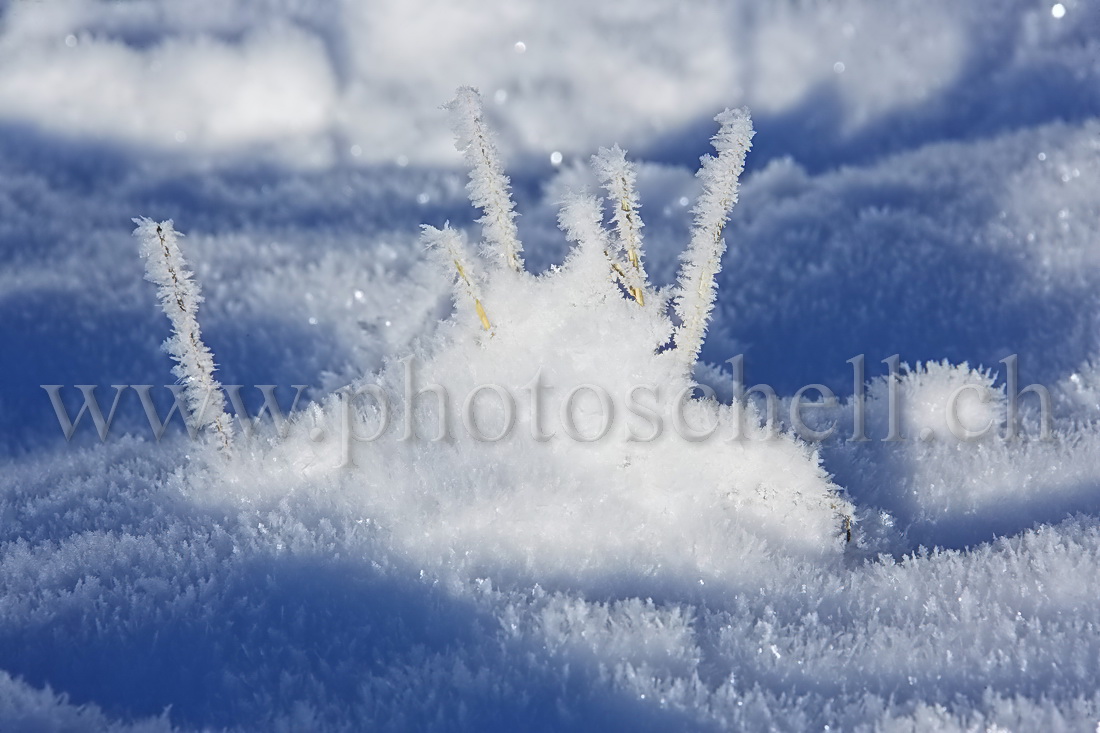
[[445, 86, 524, 273], [557, 191, 623, 302], [134, 217, 233, 452], [421, 223, 492, 332], [673, 108, 754, 370], [591, 144, 648, 306], [436, 87, 755, 373]]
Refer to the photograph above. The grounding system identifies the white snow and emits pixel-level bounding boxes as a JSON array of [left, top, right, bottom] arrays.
[[3, 0, 1100, 731]]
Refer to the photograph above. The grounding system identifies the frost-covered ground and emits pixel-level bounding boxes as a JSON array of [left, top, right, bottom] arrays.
[[4, 1, 1100, 730]]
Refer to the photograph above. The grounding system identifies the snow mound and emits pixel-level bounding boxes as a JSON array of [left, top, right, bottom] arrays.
[[209, 93, 852, 590], [827, 361, 1100, 550]]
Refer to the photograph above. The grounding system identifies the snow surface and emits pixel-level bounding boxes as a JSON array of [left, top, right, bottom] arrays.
[[4, 0, 1100, 730]]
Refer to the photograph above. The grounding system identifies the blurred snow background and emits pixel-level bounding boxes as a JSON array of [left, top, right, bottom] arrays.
[[4, 0, 1100, 730]]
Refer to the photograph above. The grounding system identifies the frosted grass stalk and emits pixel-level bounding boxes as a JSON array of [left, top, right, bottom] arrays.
[[421, 224, 492, 331], [134, 218, 233, 451], [446, 86, 524, 273], [592, 145, 648, 305], [558, 192, 623, 301], [673, 108, 754, 370]]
